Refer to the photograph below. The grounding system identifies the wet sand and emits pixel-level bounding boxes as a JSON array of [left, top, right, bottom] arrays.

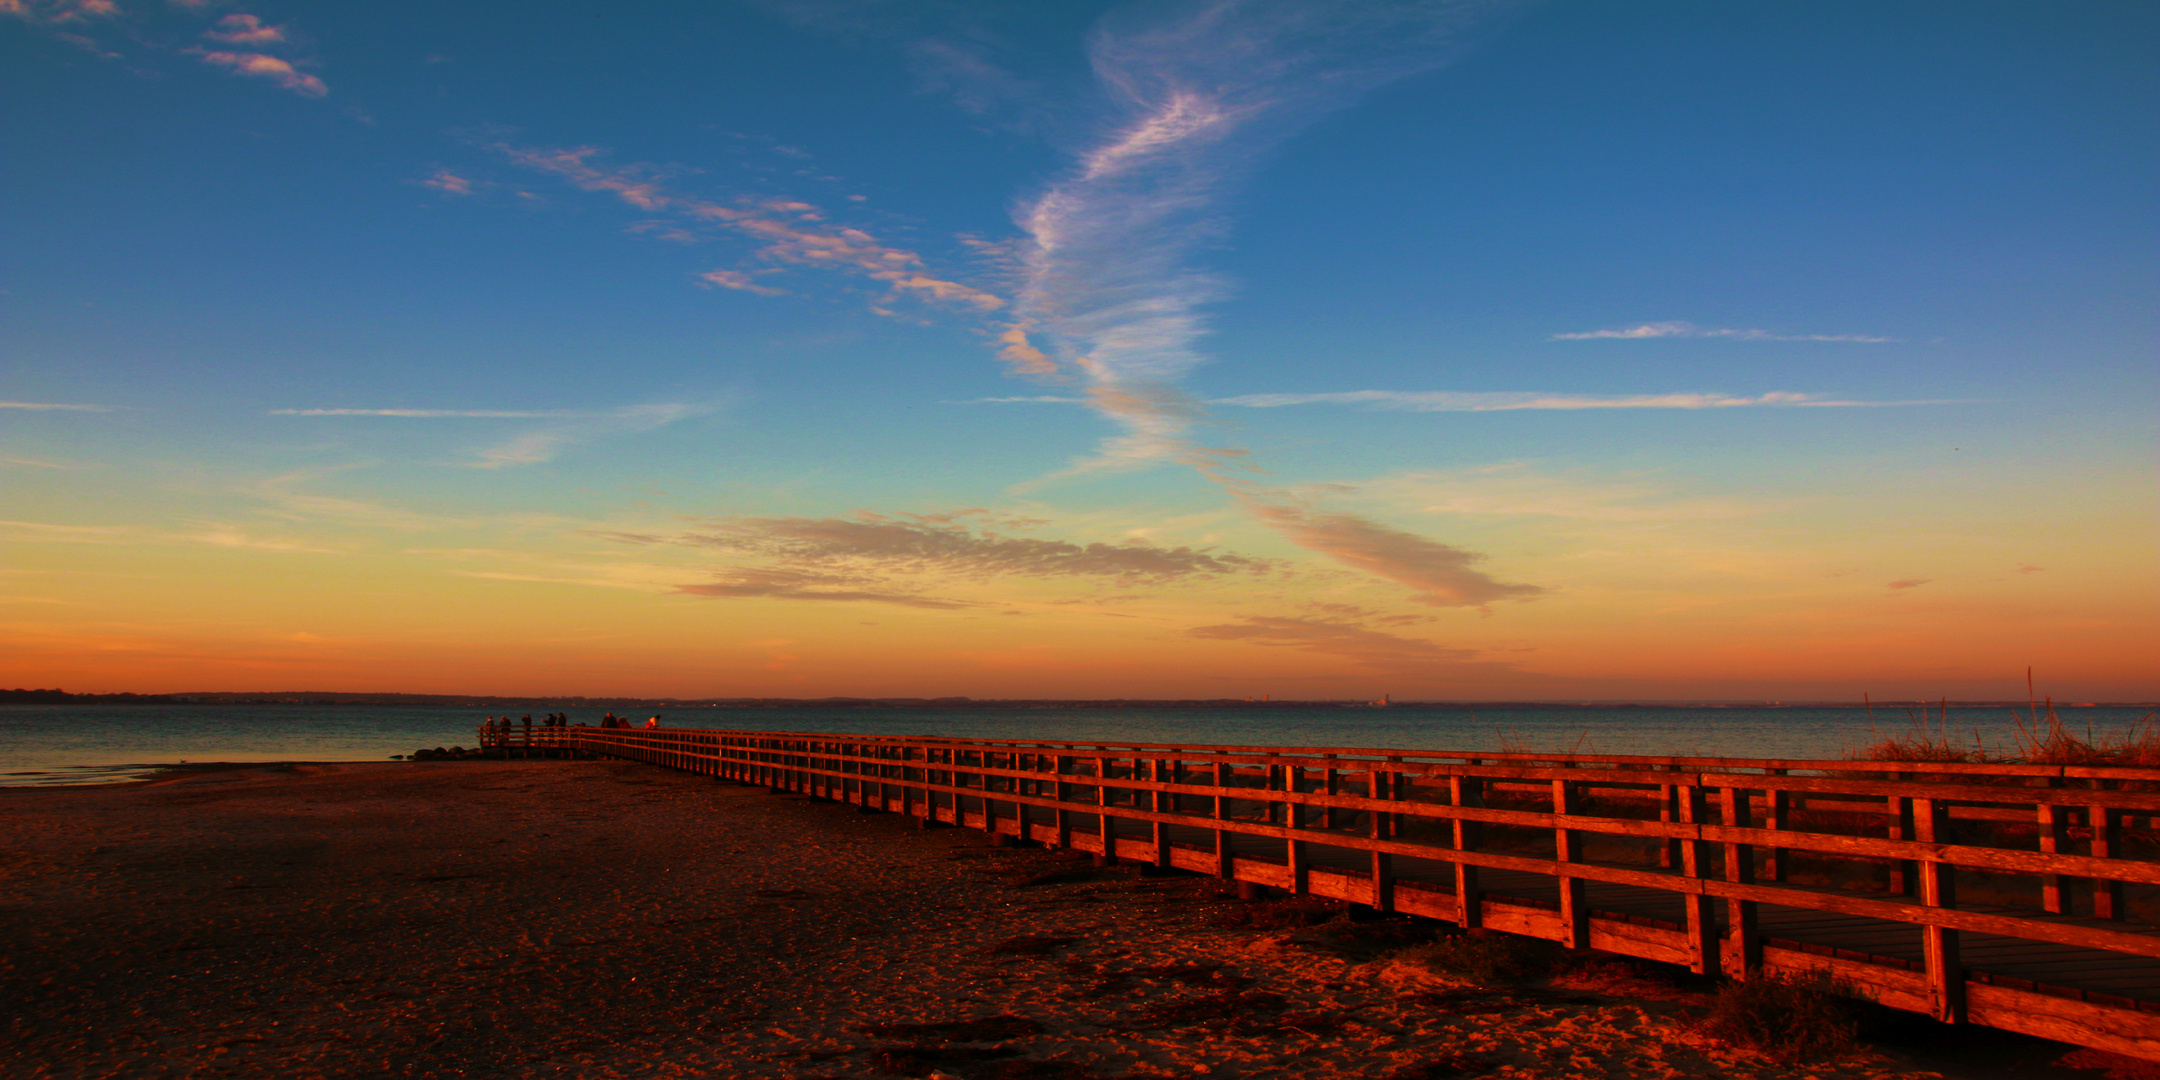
[[0, 759, 2143, 1079]]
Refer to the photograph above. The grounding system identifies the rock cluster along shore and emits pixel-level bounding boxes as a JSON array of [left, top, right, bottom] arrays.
[[396, 746, 496, 761]]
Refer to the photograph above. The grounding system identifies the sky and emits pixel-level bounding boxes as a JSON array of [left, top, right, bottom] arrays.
[[3, 0, 2154, 701]]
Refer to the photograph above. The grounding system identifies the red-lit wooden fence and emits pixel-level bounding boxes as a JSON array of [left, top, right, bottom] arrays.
[[482, 723, 2160, 1060]]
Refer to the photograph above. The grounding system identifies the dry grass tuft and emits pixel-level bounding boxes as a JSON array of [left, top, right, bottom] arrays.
[[1700, 969, 1867, 1061], [1392, 932, 1553, 986], [1209, 894, 1346, 929]]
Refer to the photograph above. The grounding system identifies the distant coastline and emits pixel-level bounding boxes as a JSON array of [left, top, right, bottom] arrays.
[[5, 687, 2149, 710]]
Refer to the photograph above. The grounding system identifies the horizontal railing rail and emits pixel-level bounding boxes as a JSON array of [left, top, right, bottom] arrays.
[[481, 722, 2160, 1060]]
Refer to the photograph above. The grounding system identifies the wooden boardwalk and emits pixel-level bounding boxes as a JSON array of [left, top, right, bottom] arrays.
[[485, 723, 2160, 1061]]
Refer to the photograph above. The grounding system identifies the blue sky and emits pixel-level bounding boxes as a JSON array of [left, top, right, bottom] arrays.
[[3, 1, 2153, 699]]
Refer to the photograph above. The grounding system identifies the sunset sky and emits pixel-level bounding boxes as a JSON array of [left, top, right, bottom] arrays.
[[4, 1, 2154, 701]]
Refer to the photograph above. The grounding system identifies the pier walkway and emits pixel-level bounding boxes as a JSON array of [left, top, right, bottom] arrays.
[[482, 723, 2160, 1061]]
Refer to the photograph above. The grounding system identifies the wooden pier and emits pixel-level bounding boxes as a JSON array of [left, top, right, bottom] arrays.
[[483, 723, 2160, 1061]]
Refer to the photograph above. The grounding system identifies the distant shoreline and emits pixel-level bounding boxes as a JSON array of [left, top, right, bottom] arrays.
[[6, 689, 2152, 710]]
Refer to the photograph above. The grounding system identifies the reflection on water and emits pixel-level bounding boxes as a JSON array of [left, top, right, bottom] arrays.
[[4, 701, 2153, 787]]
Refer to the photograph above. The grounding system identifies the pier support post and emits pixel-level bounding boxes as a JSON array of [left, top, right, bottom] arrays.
[[1914, 797, 1965, 1023], [1451, 771, 1482, 930], [1554, 778, 1589, 951], [1679, 781, 1719, 977], [2092, 803, 2124, 920], [1722, 785, 1762, 978]]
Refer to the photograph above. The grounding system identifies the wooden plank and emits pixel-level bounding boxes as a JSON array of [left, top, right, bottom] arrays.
[[1915, 797, 1966, 1023], [1725, 783, 1763, 979], [1680, 782, 1718, 976], [1452, 772, 1482, 929], [1555, 777, 1590, 950]]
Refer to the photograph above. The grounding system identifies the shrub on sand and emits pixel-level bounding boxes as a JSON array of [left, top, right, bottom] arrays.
[[1392, 931, 1551, 986], [1701, 969, 1867, 1061]]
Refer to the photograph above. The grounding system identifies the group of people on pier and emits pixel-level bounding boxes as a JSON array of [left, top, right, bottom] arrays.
[[481, 712, 661, 737]]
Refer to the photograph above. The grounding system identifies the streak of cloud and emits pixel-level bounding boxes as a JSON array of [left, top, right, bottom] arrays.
[[271, 403, 711, 467], [971, 390, 1949, 411], [610, 513, 1270, 585], [1011, 0, 1511, 473], [271, 408, 579, 418], [1, 401, 110, 411], [675, 568, 976, 610], [1187, 614, 1485, 673], [495, 144, 1003, 314], [203, 13, 284, 44], [1239, 497, 1539, 608], [1208, 390, 1941, 411], [189, 50, 327, 96], [698, 269, 788, 297], [422, 170, 474, 196], [469, 403, 706, 469], [1552, 321, 1895, 343], [1001, 1, 1538, 610]]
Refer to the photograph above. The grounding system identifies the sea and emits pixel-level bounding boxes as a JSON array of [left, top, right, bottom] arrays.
[[3, 700, 2153, 787]]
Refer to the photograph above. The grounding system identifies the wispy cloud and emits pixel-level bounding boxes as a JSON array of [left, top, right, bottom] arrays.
[[978, 390, 1944, 411], [203, 13, 283, 44], [0, 456, 76, 469], [421, 170, 474, 196], [1239, 497, 1539, 609], [1, 401, 109, 411], [469, 403, 706, 469], [189, 50, 326, 97], [2, 0, 118, 25], [493, 143, 1003, 314], [1209, 390, 1942, 411], [0, 518, 345, 553], [1010, 0, 1508, 474], [1001, 1, 1541, 609], [1348, 464, 1757, 523], [271, 407, 579, 418], [8, 0, 330, 96], [676, 567, 977, 610], [1187, 614, 1485, 673], [1552, 321, 1894, 343], [698, 269, 787, 297], [597, 510, 1272, 610], [270, 403, 709, 468], [611, 512, 1268, 582]]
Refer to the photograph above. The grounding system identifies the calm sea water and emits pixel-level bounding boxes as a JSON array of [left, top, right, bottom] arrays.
[[3, 701, 2152, 787]]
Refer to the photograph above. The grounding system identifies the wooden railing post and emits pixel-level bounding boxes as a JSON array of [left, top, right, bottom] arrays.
[[1659, 778, 1680, 869], [1285, 763, 1307, 895], [1914, 796, 1965, 1023], [1888, 793, 1916, 896], [1055, 755, 1073, 851], [1679, 780, 1719, 976], [1723, 785, 1762, 978], [1451, 769, 1482, 929], [1762, 779, 1790, 884], [1095, 755, 1114, 863], [1553, 777, 1589, 950], [2092, 801, 2123, 920], [1214, 756, 1234, 880], [1322, 756, 1339, 831], [1151, 757, 1171, 871], [1371, 762, 1396, 913]]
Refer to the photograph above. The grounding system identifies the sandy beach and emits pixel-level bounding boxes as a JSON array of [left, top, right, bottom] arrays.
[[1, 759, 2145, 1080]]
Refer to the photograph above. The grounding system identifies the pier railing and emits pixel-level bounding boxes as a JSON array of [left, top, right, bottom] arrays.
[[483, 723, 2160, 1061]]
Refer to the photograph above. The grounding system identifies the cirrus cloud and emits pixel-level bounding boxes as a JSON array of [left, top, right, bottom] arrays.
[[1551, 321, 1894, 343]]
